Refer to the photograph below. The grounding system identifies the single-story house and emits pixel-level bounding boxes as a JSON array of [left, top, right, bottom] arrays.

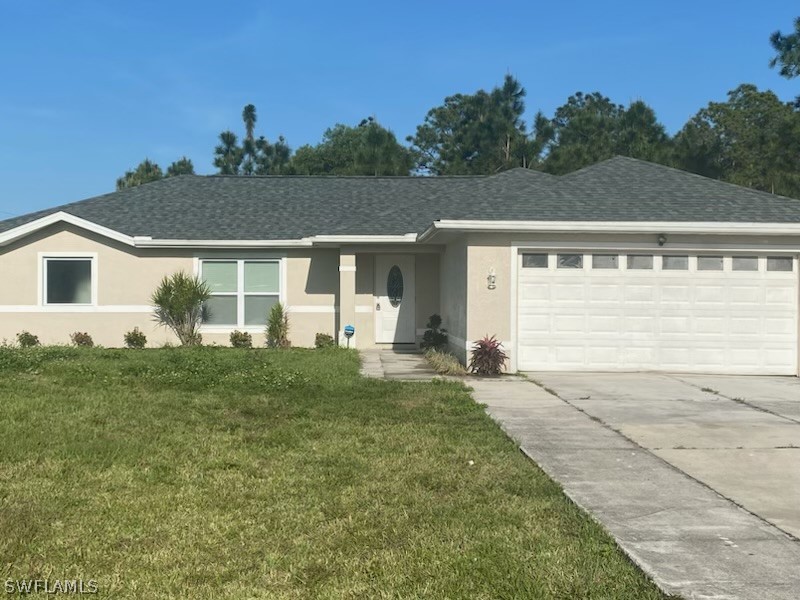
[[1, 156, 799, 375]]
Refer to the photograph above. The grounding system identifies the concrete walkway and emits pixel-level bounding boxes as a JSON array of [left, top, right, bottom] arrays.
[[473, 377, 800, 600], [360, 349, 439, 380]]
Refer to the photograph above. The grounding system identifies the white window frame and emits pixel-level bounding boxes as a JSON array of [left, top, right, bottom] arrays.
[[38, 252, 98, 308], [197, 257, 285, 331]]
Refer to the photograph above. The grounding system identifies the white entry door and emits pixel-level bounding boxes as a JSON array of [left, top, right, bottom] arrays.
[[374, 255, 416, 344]]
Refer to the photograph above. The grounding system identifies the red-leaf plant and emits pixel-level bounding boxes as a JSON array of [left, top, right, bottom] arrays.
[[468, 335, 508, 376]]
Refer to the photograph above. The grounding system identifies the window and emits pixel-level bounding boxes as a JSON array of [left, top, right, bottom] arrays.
[[627, 255, 653, 270], [201, 259, 280, 327], [557, 254, 583, 269], [767, 257, 793, 272], [662, 255, 689, 270], [44, 257, 93, 305], [732, 257, 759, 271], [522, 253, 548, 268], [592, 254, 618, 269], [698, 256, 723, 271]]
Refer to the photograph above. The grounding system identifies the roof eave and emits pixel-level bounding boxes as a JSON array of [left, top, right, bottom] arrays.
[[418, 220, 800, 242]]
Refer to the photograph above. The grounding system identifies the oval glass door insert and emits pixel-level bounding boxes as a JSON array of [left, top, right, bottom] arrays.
[[387, 265, 403, 308]]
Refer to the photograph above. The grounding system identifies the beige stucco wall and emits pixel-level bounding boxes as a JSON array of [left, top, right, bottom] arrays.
[[0, 225, 441, 349], [439, 239, 468, 362], [0, 226, 339, 347], [0, 224, 192, 347]]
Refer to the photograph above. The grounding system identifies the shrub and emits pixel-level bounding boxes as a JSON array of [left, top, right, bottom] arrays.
[[124, 327, 147, 349], [230, 330, 253, 348], [266, 302, 290, 348], [16, 331, 40, 348], [421, 314, 448, 351], [424, 349, 467, 376], [468, 335, 508, 376], [151, 271, 211, 346], [314, 333, 335, 349], [70, 332, 94, 347]]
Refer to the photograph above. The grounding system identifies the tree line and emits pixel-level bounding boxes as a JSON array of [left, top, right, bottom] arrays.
[[118, 17, 800, 198]]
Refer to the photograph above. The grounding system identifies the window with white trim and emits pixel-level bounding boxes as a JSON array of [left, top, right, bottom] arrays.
[[522, 253, 548, 268], [200, 259, 280, 327], [627, 255, 653, 270], [697, 256, 723, 271], [591, 254, 618, 269], [766, 257, 793, 272], [44, 257, 94, 305]]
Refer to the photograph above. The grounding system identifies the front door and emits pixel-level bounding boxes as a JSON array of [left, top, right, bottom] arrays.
[[374, 255, 416, 344]]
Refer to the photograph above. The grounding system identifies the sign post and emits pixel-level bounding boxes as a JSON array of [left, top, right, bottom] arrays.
[[343, 325, 355, 348]]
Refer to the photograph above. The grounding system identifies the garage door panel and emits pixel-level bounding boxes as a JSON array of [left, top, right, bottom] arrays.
[[695, 317, 726, 334], [729, 317, 761, 334], [765, 286, 795, 306], [586, 346, 620, 366], [588, 315, 620, 333], [520, 282, 549, 301], [590, 284, 623, 302], [517, 252, 797, 374], [729, 286, 762, 304], [625, 285, 656, 302], [553, 284, 585, 302], [695, 286, 726, 304], [765, 317, 795, 335], [625, 316, 656, 333], [661, 316, 691, 334], [519, 316, 551, 335], [660, 285, 691, 303]]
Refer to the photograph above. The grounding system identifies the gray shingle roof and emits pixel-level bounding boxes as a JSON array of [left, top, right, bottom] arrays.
[[2, 156, 799, 240]]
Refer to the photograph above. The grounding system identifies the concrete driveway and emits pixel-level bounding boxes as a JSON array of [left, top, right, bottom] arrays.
[[529, 373, 800, 539]]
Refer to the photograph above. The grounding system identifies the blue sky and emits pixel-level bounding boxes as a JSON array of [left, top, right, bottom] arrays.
[[0, 1, 797, 217]]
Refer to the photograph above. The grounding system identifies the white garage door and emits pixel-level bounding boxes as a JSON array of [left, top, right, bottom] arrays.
[[517, 252, 798, 374]]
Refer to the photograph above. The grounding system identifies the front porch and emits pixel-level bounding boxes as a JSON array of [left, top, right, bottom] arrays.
[[334, 248, 441, 349]]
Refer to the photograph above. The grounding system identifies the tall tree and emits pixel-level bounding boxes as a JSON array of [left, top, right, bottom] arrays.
[[408, 75, 538, 174], [537, 92, 670, 174], [673, 84, 800, 197], [290, 118, 412, 175], [213, 131, 243, 175], [770, 17, 800, 105], [254, 135, 292, 174], [116, 156, 195, 189], [242, 104, 257, 141], [213, 104, 290, 175], [241, 104, 258, 175], [116, 159, 164, 190], [166, 157, 195, 177]]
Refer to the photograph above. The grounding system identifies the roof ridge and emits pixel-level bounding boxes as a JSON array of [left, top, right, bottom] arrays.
[[204, 173, 486, 180]]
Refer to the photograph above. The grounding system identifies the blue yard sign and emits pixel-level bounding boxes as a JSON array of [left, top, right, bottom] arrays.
[[343, 325, 355, 347]]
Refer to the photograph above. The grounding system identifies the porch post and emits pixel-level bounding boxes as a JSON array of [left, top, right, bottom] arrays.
[[338, 249, 357, 347]]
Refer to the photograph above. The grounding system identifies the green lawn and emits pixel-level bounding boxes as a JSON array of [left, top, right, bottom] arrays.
[[0, 347, 668, 599]]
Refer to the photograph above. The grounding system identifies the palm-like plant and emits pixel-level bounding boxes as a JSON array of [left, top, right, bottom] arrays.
[[152, 272, 211, 346], [242, 104, 257, 141]]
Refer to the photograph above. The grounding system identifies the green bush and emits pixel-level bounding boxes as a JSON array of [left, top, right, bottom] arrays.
[[124, 327, 147, 349], [314, 333, 335, 349], [266, 302, 290, 348], [230, 330, 253, 348], [421, 314, 448, 351], [16, 331, 40, 348], [70, 332, 94, 347], [152, 271, 211, 346]]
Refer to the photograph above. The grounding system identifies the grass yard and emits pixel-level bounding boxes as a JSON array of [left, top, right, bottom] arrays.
[[0, 347, 668, 599]]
